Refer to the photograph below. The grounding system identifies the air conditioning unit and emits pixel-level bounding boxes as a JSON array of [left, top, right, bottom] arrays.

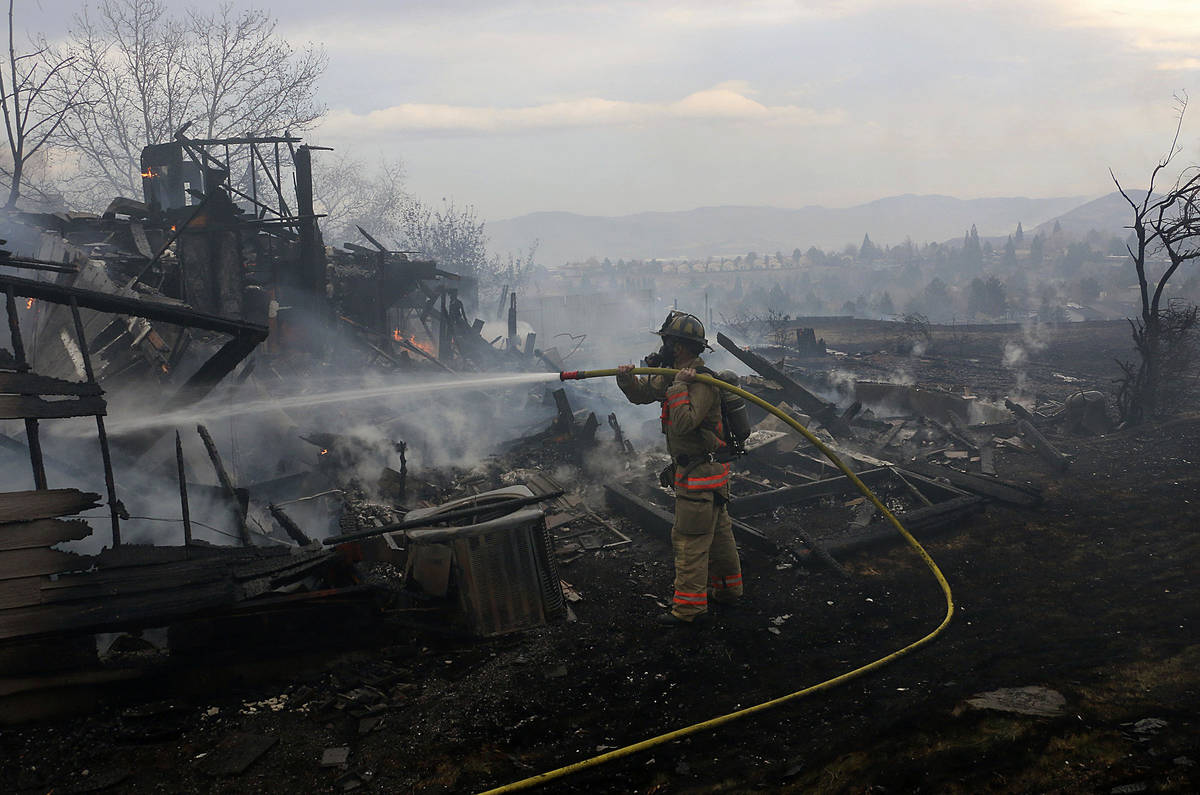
[[401, 486, 566, 637]]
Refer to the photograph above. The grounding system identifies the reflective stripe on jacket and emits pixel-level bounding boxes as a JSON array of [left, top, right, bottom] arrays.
[[617, 356, 728, 497]]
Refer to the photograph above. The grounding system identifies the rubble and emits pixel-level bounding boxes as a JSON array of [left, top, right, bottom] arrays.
[[1, 121, 1191, 795]]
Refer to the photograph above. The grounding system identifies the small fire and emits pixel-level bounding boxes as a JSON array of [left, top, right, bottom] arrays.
[[319, 448, 329, 456], [25, 298, 34, 309], [141, 167, 155, 179], [392, 329, 436, 355]]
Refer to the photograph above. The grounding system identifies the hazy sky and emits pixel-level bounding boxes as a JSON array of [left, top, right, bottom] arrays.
[[21, 0, 1200, 220]]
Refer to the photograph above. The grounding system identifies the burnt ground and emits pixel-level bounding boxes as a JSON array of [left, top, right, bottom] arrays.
[[2, 319, 1199, 794]]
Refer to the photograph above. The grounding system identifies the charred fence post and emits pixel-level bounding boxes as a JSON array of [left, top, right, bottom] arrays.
[[176, 431, 192, 547], [507, 292, 518, 351], [293, 145, 326, 301], [4, 286, 46, 490], [197, 424, 251, 546], [68, 297, 121, 547]]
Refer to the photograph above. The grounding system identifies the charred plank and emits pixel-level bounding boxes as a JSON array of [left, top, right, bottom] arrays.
[[715, 331, 848, 434], [0, 519, 91, 551], [0, 490, 101, 523], [1016, 419, 1072, 472], [0, 547, 93, 581], [0, 373, 102, 397], [0, 395, 107, 420], [896, 460, 1043, 507], [728, 467, 894, 519]]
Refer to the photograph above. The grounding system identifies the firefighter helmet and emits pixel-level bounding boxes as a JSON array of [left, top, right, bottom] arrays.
[[654, 311, 711, 349]]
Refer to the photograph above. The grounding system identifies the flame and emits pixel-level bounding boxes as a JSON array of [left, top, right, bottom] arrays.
[[393, 329, 436, 355], [141, 168, 155, 179], [25, 298, 34, 309], [319, 448, 328, 456]]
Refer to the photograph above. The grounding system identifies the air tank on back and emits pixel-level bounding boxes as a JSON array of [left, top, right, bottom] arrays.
[[715, 370, 752, 455]]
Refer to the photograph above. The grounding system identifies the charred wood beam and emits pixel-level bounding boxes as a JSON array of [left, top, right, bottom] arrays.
[[119, 334, 264, 458], [0, 372, 103, 396], [728, 466, 894, 519], [979, 443, 996, 476], [896, 460, 1043, 507], [178, 135, 301, 146], [0, 255, 79, 274], [173, 334, 261, 404], [268, 504, 311, 546], [552, 389, 574, 433], [872, 419, 908, 454], [394, 333, 454, 373], [742, 455, 818, 485], [251, 143, 292, 218], [603, 483, 776, 552], [0, 395, 107, 420], [715, 332, 849, 435], [1004, 398, 1036, 424], [4, 286, 46, 489], [891, 468, 934, 507], [843, 496, 985, 553], [69, 297, 122, 547], [293, 146, 326, 301], [726, 516, 775, 551], [335, 315, 407, 369], [777, 495, 986, 565], [0, 272, 269, 339], [773, 524, 851, 579], [0, 518, 92, 551], [196, 425, 250, 546], [1016, 419, 1072, 472], [925, 416, 980, 455], [355, 225, 388, 253], [0, 489, 101, 523], [437, 293, 452, 362], [176, 431, 192, 547]]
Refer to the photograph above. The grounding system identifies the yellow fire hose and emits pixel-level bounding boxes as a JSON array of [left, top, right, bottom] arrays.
[[478, 367, 955, 794]]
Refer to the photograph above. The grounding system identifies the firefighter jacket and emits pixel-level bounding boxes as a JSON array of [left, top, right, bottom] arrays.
[[616, 356, 730, 498]]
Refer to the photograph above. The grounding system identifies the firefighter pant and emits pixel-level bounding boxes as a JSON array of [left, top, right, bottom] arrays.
[[670, 493, 743, 619]]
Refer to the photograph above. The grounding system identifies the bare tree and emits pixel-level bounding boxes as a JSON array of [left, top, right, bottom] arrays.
[[399, 198, 489, 280], [1112, 93, 1200, 423], [0, 0, 90, 208], [479, 239, 540, 291], [313, 154, 406, 247], [183, 4, 324, 139], [52, 0, 325, 207]]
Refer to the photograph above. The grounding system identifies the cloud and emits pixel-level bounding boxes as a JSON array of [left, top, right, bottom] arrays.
[[651, 0, 898, 28], [1156, 57, 1200, 72], [1054, 0, 1200, 53], [319, 85, 845, 137]]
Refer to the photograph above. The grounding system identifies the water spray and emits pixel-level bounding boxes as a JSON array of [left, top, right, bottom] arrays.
[[104, 371, 562, 434], [479, 367, 956, 794]]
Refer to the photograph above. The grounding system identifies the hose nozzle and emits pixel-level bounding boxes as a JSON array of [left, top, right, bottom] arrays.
[[559, 370, 580, 381]]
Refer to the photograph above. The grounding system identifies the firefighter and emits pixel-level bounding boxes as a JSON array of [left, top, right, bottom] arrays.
[[617, 311, 743, 626]]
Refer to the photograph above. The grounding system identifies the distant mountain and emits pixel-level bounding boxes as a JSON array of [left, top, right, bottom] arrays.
[[1032, 190, 1150, 241], [487, 194, 1090, 265]]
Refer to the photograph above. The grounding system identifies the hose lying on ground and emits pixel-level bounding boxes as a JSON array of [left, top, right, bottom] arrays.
[[478, 367, 955, 794]]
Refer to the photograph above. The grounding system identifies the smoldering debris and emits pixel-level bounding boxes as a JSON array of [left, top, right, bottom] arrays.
[[0, 130, 1132, 765]]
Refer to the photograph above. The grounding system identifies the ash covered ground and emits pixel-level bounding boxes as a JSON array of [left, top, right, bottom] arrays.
[[2, 318, 1198, 795]]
